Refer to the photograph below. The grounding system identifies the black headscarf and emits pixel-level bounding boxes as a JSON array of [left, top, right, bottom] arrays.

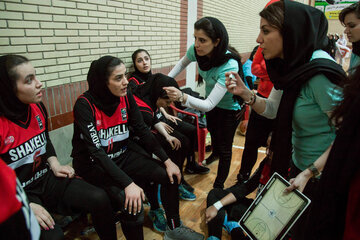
[[130, 67, 152, 84], [0, 55, 29, 121], [130, 50, 152, 84], [249, 45, 259, 61], [195, 17, 232, 71], [133, 73, 179, 111], [194, 17, 245, 106], [266, 0, 346, 177], [86, 56, 121, 115]]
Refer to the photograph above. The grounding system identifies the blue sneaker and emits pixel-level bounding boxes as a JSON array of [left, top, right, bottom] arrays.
[[224, 221, 240, 234], [206, 236, 220, 240], [148, 208, 167, 232], [179, 184, 196, 201], [157, 184, 162, 205], [223, 214, 240, 234]]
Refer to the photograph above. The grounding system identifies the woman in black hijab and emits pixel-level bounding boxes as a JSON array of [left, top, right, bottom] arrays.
[[128, 49, 152, 90], [165, 17, 245, 189], [72, 56, 204, 240], [0, 55, 117, 240], [132, 73, 200, 201], [226, 1, 346, 239], [129, 48, 210, 176]]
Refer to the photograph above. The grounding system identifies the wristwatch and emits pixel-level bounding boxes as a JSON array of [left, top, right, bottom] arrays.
[[307, 163, 321, 178]]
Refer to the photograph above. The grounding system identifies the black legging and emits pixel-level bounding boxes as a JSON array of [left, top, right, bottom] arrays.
[[77, 149, 180, 235], [34, 174, 116, 240], [239, 98, 274, 180], [289, 162, 319, 240], [207, 107, 241, 188], [206, 188, 252, 239], [133, 129, 190, 211]]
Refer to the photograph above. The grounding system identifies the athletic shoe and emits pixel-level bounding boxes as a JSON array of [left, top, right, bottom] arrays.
[[148, 208, 167, 232], [181, 179, 195, 193], [185, 161, 210, 174], [157, 184, 162, 205], [206, 236, 220, 240], [164, 223, 204, 240], [202, 153, 219, 166], [224, 221, 240, 234], [236, 173, 249, 184], [178, 184, 196, 201], [223, 213, 240, 234]]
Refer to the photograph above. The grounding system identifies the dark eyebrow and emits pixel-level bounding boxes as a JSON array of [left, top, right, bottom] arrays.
[[25, 73, 35, 79]]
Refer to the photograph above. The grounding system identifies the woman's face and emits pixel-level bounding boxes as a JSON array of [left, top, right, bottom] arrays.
[[156, 97, 172, 108], [256, 18, 284, 60], [15, 62, 43, 104], [135, 51, 151, 74], [107, 64, 128, 97], [194, 29, 220, 57], [343, 12, 360, 43]]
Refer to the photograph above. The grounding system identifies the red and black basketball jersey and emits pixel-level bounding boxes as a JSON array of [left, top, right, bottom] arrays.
[[0, 158, 21, 223], [133, 95, 159, 128], [128, 76, 145, 93], [0, 158, 41, 239], [0, 103, 53, 191], [72, 90, 168, 189], [79, 94, 130, 159]]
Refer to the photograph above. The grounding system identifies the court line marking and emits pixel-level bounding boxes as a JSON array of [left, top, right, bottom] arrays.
[[232, 145, 266, 154]]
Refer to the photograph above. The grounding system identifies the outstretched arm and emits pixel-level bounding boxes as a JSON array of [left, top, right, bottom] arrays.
[[168, 55, 191, 78], [205, 192, 237, 223], [225, 71, 282, 119], [164, 83, 227, 112]]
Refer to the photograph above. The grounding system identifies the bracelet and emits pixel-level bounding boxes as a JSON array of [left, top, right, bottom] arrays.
[[307, 163, 321, 178], [178, 91, 184, 102], [244, 91, 256, 105], [252, 93, 257, 105], [213, 201, 223, 210]]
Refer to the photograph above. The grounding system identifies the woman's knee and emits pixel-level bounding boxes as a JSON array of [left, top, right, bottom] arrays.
[[149, 166, 170, 184], [89, 188, 112, 211]]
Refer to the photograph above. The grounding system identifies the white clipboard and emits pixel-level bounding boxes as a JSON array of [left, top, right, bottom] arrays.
[[238, 172, 311, 240]]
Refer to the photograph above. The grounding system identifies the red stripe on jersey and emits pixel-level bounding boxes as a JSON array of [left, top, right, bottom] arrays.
[[0, 159, 21, 224], [133, 95, 154, 116], [128, 77, 144, 86]]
